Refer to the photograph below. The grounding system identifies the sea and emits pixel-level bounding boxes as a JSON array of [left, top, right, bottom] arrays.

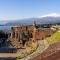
[[0, 26, 11, 32]]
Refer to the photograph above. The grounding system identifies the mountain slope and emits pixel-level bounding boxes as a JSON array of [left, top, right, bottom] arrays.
[[1, 13, 60, 25]]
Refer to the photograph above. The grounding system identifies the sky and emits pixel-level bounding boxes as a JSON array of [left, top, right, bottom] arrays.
[[0, 0, 60, 20]]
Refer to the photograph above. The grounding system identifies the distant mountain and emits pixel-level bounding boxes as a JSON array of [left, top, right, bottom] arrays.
[[1, 13, 60, 26]]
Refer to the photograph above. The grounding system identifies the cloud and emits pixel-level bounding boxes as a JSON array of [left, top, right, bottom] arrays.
[[38, 13, 60, 18]]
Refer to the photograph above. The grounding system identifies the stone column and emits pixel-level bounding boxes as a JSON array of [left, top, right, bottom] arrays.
[[33, 28, 36, 42], [11, 31, 13, 38], [18, 31, 20, 41], [15, 31, 17, 39]]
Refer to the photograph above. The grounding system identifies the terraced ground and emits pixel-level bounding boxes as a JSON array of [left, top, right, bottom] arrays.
[[29, 31, 60, 60], [20, 40, 49, 60], [30, 41, 60, 60], [0, 31, 60, 60]]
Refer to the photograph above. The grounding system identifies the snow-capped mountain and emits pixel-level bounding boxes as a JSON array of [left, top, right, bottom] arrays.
[[0, 13, 60, 26], [40, 13, 60, 18], [36, 13, 60, 24]]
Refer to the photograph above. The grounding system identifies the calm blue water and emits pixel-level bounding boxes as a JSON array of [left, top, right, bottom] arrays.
[[0, 26, 11, 32]]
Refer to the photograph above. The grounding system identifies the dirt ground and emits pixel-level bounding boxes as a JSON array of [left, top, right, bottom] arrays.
[[30, 41, 60, 60]]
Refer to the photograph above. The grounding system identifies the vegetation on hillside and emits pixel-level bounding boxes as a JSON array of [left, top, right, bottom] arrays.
[[46, 32, 60, 44]]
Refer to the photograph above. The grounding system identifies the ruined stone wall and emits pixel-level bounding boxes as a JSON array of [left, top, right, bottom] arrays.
[[9, 25, 33, 48], [9, 25, 53, 48]]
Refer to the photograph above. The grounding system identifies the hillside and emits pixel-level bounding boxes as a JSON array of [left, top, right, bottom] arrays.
[[1, 14, 60, 26], [4, 17, 60, 26], [46, 32, 60, 44], [30, 31, 60, 60]]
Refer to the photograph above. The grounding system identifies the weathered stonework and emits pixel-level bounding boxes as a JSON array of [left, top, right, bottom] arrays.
[[9, 21, 53, 48]]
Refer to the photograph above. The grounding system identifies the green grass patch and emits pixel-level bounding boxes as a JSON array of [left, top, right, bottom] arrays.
[[45, 32, 60, 44]]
